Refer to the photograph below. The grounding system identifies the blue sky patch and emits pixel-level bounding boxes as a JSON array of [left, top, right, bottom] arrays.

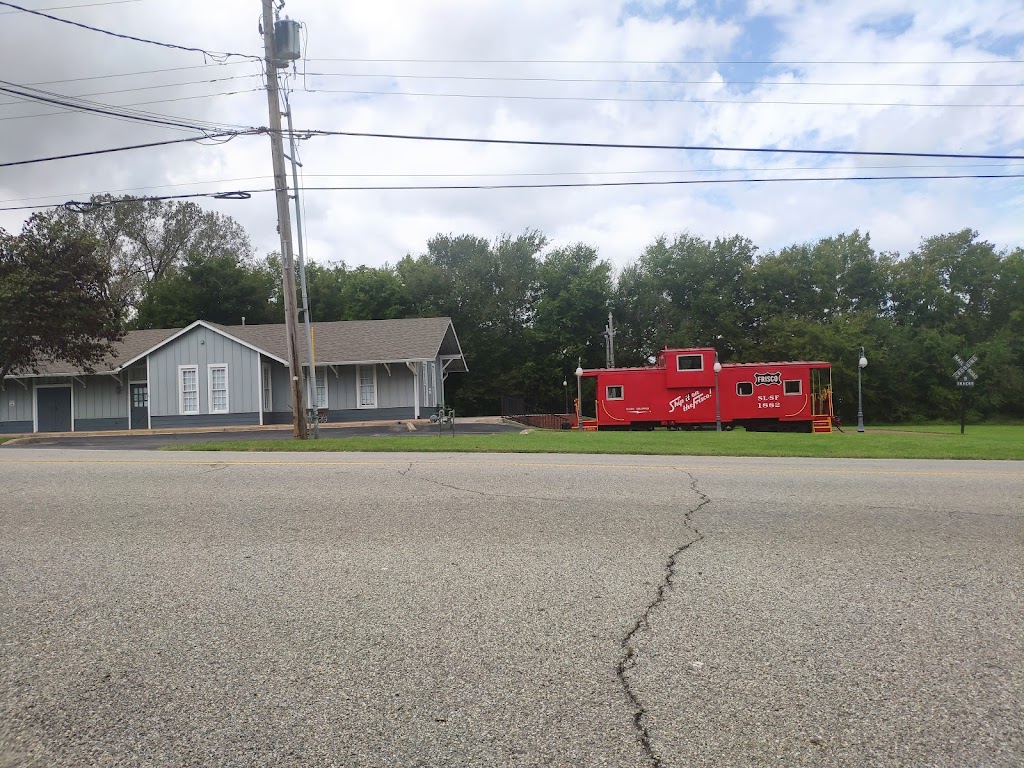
[[857, 13, 915, 39]]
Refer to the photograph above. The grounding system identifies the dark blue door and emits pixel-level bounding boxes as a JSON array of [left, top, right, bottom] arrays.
[[37, 387, 72, 432], [130, 383, 149, 429]]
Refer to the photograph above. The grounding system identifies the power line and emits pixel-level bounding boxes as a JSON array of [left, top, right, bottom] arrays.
[[0, 79, 249, 132], [301, 86, 1022, 108], [0, 87, 265, 124], [3, 172, 1022, 212], [306, 57, 1024, 66], [8, 160, 1024, 207], [8, 160, 1024, 206], [0, 0, 261, 62], [302, 70, 1024, 89], [0, 74, 263, 108], [296, 129, 1024, 162], [0, 0, 146, 13], [22, 61, 257, 88], [0, 130, 258, 169], [0, 88, 263, 124]]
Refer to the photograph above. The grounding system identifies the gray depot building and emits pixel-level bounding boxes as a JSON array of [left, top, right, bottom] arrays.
[[1, 317, 467, 434]]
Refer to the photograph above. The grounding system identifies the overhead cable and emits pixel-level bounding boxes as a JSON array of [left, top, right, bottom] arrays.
[[24, 61, 257, 88], [7, 160, 1024, 206], [296, 129, 1024, 161], [3, 172, 1023, 212], [301, 86, 1021, 108], [306, 57, 1024, 66], [0, 79, 248, 133], [0, 0, 261, 62], [302, 70, 1024, 89], [0, 130, 259, 169], [0, 88, 265, 125], [0, 0, 145, 13]]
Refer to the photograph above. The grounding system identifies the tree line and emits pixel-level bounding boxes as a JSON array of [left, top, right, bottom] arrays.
[[3, 196, 1021, 423]]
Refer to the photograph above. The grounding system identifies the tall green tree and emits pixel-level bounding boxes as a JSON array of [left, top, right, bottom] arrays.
[[397, 231, 546, 414], [134, 252, 277, 329], [37, 196, 256, 321], [530, 243, 613, 402], [615, 232, 757, 362], [0, 214, 123, 378]]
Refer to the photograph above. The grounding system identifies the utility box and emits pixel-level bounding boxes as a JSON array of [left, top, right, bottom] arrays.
[[273, 18, 302, 66]]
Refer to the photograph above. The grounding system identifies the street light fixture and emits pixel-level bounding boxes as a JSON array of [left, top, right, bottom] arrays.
[[857, 346, 868, 433], [575, 363, 584, 432], [563, 379, 568, 415], [713, 356, 723, 432]]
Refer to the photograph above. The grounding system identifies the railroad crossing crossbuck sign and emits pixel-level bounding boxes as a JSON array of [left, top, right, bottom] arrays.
[[953, 353, 978, 388]]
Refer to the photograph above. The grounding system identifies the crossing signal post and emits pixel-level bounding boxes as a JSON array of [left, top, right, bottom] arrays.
[[953, 353, 978, 435]]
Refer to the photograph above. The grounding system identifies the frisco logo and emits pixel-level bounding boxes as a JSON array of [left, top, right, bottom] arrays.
[[754, 371, 782, 386], [668, 389, 712, 413]]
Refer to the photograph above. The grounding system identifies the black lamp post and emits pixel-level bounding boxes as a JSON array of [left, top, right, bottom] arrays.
[[856, 346, 868, 433]]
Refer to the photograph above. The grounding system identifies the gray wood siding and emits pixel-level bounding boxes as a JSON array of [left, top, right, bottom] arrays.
[[327, 366, 356, 410], [148, 327, 259, 417], [1, 383, 32, 423], [385, 363, 416, 409], [73, 376, 127, 420]]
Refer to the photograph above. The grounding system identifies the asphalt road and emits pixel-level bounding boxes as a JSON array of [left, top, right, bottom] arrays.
[[4, 421, 523, 450], [1, 449, 1021, 767]]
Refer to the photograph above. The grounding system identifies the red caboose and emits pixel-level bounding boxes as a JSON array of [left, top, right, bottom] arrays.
[[577, 348, 834, 432]]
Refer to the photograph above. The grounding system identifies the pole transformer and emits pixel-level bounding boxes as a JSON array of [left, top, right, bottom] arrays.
[[261, 0, 306, 439]]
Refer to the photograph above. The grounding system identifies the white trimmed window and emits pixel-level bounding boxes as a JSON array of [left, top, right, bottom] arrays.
[[315, 369, 328, 408], [606, 385, 624, 400], [784, 379, 802, 395], [358, 365, 377, 408], [677, 354, 704, 371], [208, 365, 229, 413], [179, 366, 199, 414], [262, 363, 272, 412]]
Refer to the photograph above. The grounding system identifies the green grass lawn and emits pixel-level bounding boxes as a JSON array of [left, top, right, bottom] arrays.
[[166, 424, 1024, 461]]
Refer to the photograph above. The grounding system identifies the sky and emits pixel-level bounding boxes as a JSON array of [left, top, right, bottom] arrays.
[[1, 0, 1023, 273]]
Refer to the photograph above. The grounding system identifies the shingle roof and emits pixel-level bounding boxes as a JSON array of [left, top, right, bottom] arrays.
[[6, 317, 467, 377], [212, 317, 465, 370], [15, 328, 178, 376]]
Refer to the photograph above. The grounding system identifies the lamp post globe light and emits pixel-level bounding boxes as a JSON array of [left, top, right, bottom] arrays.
[[563, 379, 568, 415], [575, 364, 584, 432], [856, 346, 868, 433], [713, 357, 723, 432]]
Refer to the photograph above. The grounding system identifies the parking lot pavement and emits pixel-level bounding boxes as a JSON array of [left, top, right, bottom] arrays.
[[2, 420, 524, 450]]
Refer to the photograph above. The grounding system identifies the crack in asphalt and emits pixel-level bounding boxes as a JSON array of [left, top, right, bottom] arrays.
[[617, 472, 710, 768], [393, 462, 568, 504]]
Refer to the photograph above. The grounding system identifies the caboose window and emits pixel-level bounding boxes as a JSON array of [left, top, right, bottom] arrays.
[[676, 354, 703, 371], [736, 382, 753, 396], [606, 385, 624, 400], [784, 380, 802, 395]]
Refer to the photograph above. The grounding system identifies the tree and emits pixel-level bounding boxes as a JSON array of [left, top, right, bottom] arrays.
[[37, 196, 256, 321], [615, 232, 757, 362], [0, 214, 123, 379], [397, 231, 546, 414], [134, 251, 278, 329], [531, 243, 612, 398]]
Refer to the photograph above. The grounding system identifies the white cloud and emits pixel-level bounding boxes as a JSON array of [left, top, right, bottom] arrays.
[[0, 0, 1021, 274]]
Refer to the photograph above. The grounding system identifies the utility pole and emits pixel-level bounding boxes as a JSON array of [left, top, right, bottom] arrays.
[[284, 89, 319, 438], [261, 0, 306, 439], [603, 312, 616, 368]]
